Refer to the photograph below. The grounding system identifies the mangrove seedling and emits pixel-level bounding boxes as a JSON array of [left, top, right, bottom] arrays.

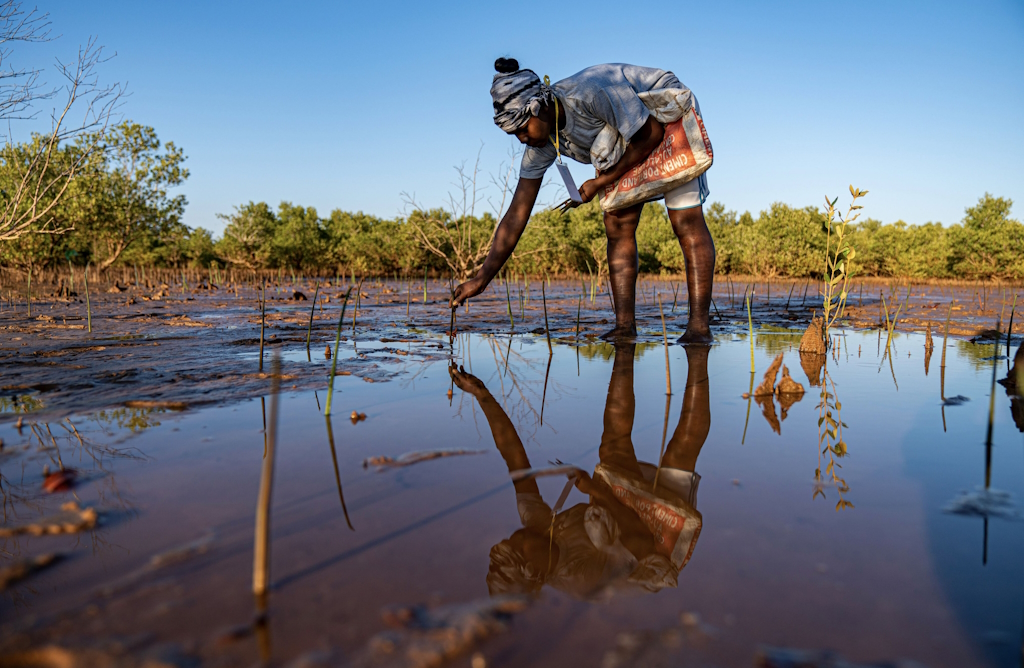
[[822, 186, 867, 346], [324, 288, 353, 417]]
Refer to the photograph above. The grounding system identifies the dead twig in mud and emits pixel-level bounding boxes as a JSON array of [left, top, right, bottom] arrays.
[[124, 400, 187, 411], [325, 288, 353, 417], [253, 353, 281, 602], [363, 448, 486, 471], [0, 502, 97, 537], [324, 416, 354, 531]]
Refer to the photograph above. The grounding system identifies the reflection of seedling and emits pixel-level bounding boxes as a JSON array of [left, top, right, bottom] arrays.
[[815, 368, 853, 511], [821, 186, 867, 346]]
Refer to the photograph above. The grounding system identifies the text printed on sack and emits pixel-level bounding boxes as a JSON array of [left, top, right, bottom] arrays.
[[615, 119, 695, 193]]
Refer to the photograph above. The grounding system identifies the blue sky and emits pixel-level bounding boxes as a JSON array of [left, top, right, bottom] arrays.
[[17, 0, 1024, 235]]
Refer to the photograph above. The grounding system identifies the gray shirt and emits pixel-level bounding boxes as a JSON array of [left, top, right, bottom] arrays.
[[520, 64, 683, 179]]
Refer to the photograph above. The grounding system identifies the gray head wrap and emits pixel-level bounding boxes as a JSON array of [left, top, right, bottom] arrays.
[[491, 68, 554, 133]]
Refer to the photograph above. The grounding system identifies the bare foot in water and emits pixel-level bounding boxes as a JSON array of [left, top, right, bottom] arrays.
[[676, 327, 714, 345], [600, 324, 637, 341]]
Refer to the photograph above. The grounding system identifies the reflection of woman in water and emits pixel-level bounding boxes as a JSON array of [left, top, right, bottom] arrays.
[[449, 342, 711, 600]]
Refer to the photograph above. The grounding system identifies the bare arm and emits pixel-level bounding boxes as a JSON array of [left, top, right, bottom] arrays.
[[577, 115, 665, 203], [449, 365, 539, 495], [451, 176, 542, 307]]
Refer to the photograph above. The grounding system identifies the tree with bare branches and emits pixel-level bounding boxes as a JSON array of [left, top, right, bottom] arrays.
[[0, 1, 122, 243]]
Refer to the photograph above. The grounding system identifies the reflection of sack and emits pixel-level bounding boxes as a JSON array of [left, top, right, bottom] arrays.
[[594, 463, 702, 571], [595, 87, 713, 212]]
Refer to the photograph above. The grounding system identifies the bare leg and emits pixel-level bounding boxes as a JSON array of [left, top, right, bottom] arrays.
[[660, 344, 711, 471], [598, 341, 641, 475], [601, 203, 644, 339], [668, 206, 715, 344]]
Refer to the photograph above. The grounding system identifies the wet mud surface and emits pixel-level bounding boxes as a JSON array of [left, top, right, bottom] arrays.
[[2, 277, 1024, 667]]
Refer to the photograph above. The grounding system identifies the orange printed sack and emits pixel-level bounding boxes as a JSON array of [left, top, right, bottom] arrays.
[[598, 106, 713, 212]]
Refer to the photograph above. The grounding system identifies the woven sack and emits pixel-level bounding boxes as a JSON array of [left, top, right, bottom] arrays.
[[598, 104, 713, 212]]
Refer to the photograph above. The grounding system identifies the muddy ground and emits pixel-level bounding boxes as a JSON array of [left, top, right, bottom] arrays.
[[1, 276, 1017, 421]]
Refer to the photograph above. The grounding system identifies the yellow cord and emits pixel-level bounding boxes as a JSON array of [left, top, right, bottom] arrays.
[[544, 75, 561, 163]]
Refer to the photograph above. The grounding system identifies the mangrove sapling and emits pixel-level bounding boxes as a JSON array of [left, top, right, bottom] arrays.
[[259, 279, 266, 373], [352, 278, 364, 338], [324, 416, 354, 531], [746, 288, 754, 374], [505, 276, 514, 330], [815, 367, 853, 511], [324, 288, 353, 417], [822, 186, 867, 346], [575, 296, 582, 338], [542, 282, 552, 355], [658, 294, 671, 396], [1007, 295, 1017, 367], [540, 352, 552, 426], [84, 263, 92, 334], [253, 352, 281, 602], [26, 269, 30, 318], [306, 281, 320, 356]]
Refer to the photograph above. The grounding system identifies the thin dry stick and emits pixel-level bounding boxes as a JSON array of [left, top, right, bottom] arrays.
[[542, 282, 552, 355], [306, 281, 320, 352], [325, 288, 353, 417], [406, 276, 411, 319], [253, 353, 281, 600], [658, 294, 671, 396]]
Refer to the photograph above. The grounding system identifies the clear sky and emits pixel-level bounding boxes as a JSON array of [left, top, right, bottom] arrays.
[[18, 0, 1024, 235]]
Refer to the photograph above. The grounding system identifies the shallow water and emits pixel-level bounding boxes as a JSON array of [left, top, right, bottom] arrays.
[[3, 326, 1024, 667]]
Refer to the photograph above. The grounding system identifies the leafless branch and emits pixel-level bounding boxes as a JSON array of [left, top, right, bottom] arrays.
[[0, 35, 124, 242]]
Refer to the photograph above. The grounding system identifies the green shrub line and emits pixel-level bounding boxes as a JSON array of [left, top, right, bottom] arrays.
[[1, 169, 1019, 282]]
